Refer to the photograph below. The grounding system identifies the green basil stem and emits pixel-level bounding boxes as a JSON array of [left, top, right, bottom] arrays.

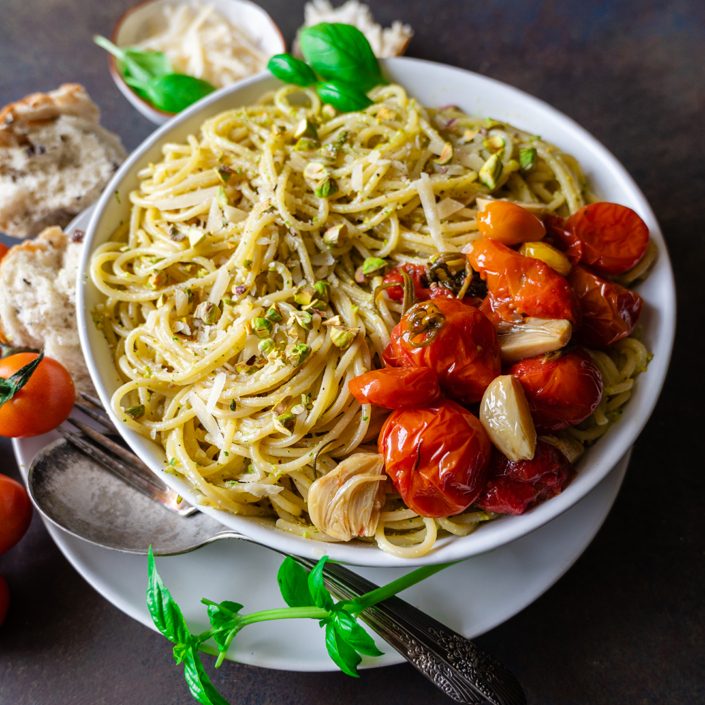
[[348, 561, 455, 613], [93, 35, 152, 85]]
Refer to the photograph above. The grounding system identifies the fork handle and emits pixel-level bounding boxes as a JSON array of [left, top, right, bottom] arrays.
[[296, 558, 526, 705]]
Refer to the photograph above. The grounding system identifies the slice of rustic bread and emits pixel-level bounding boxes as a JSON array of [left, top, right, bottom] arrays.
[[0, 84, 126, 238], [0, 226, 91, 390]]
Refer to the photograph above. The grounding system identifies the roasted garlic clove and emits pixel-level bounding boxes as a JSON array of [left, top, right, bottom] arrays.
[[308, 452, 386, 542], [480, 374, 537, 461], [497, 317, 572, 363]]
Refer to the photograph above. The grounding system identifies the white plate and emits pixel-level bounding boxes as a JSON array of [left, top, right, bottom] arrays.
[[13, 427, 629, 671], [77, 58, 676, 567]]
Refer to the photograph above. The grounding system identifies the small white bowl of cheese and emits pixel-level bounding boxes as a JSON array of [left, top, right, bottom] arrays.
[[109, 0, 285, 124]]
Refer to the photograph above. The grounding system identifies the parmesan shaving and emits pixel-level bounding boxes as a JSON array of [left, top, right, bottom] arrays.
[[416, 173, 446, 252]]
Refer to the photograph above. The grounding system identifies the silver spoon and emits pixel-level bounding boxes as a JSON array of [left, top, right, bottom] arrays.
[[27, 436, 526, 705]]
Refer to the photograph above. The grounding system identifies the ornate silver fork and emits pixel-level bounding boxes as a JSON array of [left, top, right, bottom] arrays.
[[26, 392, 526, 705]]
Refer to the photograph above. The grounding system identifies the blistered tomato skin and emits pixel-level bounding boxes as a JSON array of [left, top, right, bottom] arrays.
[[565, 202, 650, 276], [509, 350, 604, 431], [570, 265, 643, 348], [379, 400, 491, 517], [348, 367, 441, 409], [383, 297, 501, 404], [467, 237, 579, 324], [477, 201, 546, 245], [477, 442, 574, 515], [382, 263, 431, 302]]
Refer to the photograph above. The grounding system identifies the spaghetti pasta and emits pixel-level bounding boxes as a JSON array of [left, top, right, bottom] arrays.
[[90, 83, 650, 557]]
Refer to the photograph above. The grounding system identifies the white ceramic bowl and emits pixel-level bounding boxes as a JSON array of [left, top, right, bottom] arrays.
[[77, 58, 676, 567], [108, 0, 285, 124]]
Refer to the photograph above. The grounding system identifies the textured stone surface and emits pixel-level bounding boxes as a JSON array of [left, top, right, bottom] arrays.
[[0, 1, 703, 703]]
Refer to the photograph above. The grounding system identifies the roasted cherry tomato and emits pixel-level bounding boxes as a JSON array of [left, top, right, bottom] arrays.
[[383, 297, 501, 404], [0, 576, 9, 626], [509, 350, 604, 431], [0, 243, 9, 262], [349, 367, 441, 409], [379, 399, 491, 517], [0, 474, 32, 554], [477, 201, 546, 246], [382, 263, 431, 302], [0, 353, 75, 437], [569, 265, 643, 348], [565, 202, 649, 276], [477, 442, 573, 514], [467, 237, 579, 324], [544, 213, 582, 265]]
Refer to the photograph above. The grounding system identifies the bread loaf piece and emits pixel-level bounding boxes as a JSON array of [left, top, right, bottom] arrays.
[[0, 84, 126, 238]]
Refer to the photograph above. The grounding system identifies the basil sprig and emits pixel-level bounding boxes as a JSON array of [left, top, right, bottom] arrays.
[[267, 23, 385, 112], [147, 548, 450, 704], [94, 36, 215, 114]]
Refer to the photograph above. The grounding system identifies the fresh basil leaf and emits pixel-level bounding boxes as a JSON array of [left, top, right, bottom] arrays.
[[121, 48, 171, 82], [307, 557, 334, 611], [300, 23, 383, 92], [331, 610, 384, 657], [267, 54, 317, 87], [205, 600, 243, 631], [146, 547, 191, 645], [277, 557, 314, 607], [183, 648, 232, 705], [324, 621, 361, 677], [316, 81, 372, 113], [145, 73, 215, 113]]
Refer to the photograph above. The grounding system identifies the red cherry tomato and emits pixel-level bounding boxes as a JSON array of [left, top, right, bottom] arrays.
[[0, 353, 75, 437], [565, 202, 649, 276], [348, 367, 441, 409], [477, 442, 574, 514], [379, 400, 491, 517], [467, 237, 579, 324], [0, 243, 9, 262], [510, 350, 604, 431], [382, 263, 431, 302], [544, 214, 582, 265], [383, 297, 501, 404], [0, 474, 33, 554], [569, 265, 643, 348], [0, 576, 9, 626], [477, 201, 546, 245]]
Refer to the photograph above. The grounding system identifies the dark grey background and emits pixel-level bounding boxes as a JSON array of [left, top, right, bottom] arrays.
[[1, 1, 703, 703]]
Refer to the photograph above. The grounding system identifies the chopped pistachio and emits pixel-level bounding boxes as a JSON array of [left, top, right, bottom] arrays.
[[276, 411, 296, 431], [169, 225, 186, 242], [258, 337, 276, 354], [292, 310, 313, 329], [483, 135, 505, 153], [479, 153, 503, 190], [303, 298, 327, 312], [519, 147, 537, 171], [361, 256, 387, 276], [148, 271, 167, 289], [313, 280, 329, 301], [433, 142, 454, 165], [229, 400, 237, 411], [294, 137, 320, 151], [330, 325, 358, 350], [314, 177, 338, 198], [217, 165, 234, 183], [125, 404, 145, 419], [251, 317, 272, 338], [265, 305, 282, 322], [303, 161, 328, 182], [293, 288, 314, 307], [301, 393, 313, 410], [287, 343, 311, 366], [194, 301, 221, 325], [460, 128, 479, 143], [322, 223, 348, 248], [294, 118, 318, 140]]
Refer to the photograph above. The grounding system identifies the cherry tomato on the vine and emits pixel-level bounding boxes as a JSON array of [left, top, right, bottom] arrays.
[[0, 353, 75, 437], [477, 201, 546, 246], [379, 400, 491, 517], [467, 237, 579, 324], [569, 265, 643, 348], [565, 202, 649, 276], [384, 297, 501, 404], [349, 367, 441, 409], [0, 474, 32, 554], [477, 441, 574, 514], [509, 350, 604, 431]]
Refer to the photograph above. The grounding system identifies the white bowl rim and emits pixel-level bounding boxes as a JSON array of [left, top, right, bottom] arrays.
[[76, 56, 676, 567]]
